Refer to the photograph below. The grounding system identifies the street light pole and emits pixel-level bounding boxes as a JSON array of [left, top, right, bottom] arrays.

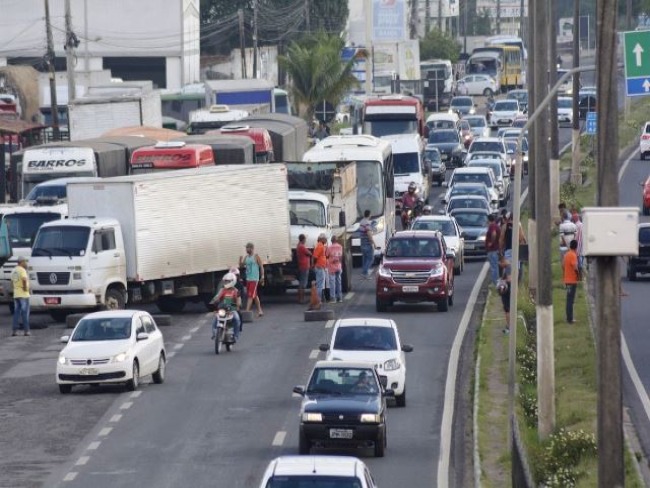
[[570, 0, 581, 184]]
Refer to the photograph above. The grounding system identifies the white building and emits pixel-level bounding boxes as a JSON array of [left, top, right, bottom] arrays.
[[0, 0, 200, 90]]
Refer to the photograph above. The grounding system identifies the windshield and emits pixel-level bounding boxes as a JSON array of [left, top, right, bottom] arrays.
[[385, 237, 442, 258], [452, 98, 472, 107], [307, 367, 379, 395], [471, 162, 501, 178], [364, 120, 418, 137], [465, 117, 486, 128], [333, 326, 397, 351], [451, 173, 493, 187], [427, 120, 456, 130], [459, 120, 470, 130], [289, 200, 326, 227], [25, 184, 67, 201], [558, 98, 572, 109], [131, 166, 194, 175], [467, 58, 498, 76], [266, 477, 362, 488], [452, 212, 488, 227], [412, 219, 457, 236], [72, 317, 132, 341], [356, 161, 385, 219], [450, 185, 489, 199], [508, 91, 527, 102], [23, 171, 95, 198], [393, 152, 421, 175], [504, 138, 529, 151], [32, 225, 90, 257], [429, 131, 458, 144], [424, 149, 441, 163], [5, 213, 63, 247], [495, 101, 518, 111], [448, 198, 489, 212], [187, 121, 231, 134], [470, 141, 502, 153]]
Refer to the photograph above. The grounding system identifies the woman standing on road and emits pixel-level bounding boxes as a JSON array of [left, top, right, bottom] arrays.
[[239, 242, 265, 317]]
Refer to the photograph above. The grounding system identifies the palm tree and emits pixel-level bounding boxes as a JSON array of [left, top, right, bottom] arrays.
[[279, 32, 358, 122]]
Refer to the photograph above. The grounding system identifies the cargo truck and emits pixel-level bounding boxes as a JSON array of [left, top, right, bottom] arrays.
[[243, 113, 309, 161], [179, 134, 255, 165], [129, 142, 215, 174], [28, 165, 292, 319]]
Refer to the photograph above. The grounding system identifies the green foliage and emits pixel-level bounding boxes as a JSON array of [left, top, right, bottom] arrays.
[[473, 9, 493, 36], [419, 29, 461, 63], [538, 429, 597, 487], [279, 32, 358, 121]]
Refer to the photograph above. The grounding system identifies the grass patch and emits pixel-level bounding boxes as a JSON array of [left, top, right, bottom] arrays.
[[477, 98, 650, 486]]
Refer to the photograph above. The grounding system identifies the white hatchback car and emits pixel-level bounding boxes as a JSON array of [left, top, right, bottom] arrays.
[[259, 456, 378, 488], [640, 121, 650, 160], [57, 310, 166, 394], [319, 318, 413, 407], [489, 99, 521, 128]]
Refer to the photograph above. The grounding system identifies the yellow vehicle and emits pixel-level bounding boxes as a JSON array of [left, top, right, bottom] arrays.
[[466, 45, 523, 92]]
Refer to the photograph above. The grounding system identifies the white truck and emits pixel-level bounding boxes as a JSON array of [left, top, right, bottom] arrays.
[[28, 165, 292, 320]]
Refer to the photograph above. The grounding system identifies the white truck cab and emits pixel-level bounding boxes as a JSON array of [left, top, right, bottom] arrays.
[[381, 134, 429, 206], [289, 191, 331, 248]]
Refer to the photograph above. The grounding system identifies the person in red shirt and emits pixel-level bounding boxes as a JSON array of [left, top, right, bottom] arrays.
[[485, 214, 501, 285], [326, 235, 344, 303], [296, 234, 312, 304], [563, 239, 580, 324]]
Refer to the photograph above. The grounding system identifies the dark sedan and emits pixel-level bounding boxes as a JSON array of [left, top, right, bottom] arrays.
[[293, 360, 391, 457], [428, 129, 465, 167], [450, 208, 489, 258], [449, 96, 476, 116]]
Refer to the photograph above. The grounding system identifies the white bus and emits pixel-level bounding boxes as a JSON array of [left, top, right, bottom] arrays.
[[303, 135, 394, 261]]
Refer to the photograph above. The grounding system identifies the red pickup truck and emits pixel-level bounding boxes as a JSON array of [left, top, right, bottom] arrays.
[[375, 230, 455, 312]]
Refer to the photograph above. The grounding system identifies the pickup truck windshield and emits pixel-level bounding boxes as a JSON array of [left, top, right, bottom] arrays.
[[385, 238, 442, 258], [5, 213, 62, 247], [32, 226, 90, 257]]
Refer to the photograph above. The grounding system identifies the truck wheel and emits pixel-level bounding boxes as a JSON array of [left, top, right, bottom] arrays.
[[483, 88, 494, 97], [376, 297, 389, 312], [342, 247, 353, 293], [105, 288, 125, 310], [50, 310, 70, 323], [156, 297, 186, 314]]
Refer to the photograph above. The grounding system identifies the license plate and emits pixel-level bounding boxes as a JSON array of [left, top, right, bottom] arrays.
[[79, 368, 99, 376], [330, 429, 353, 439], [44, 297, 61, 305], [465, 243, 475, 249], [441, 154, 449, 160], [402, 286, 419, 293]]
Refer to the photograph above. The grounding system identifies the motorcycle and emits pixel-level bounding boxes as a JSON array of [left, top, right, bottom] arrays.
[[213, 302, 237, 355], [401, 198, 425, 229]]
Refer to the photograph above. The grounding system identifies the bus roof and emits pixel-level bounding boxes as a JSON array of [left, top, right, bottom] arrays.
[[304, 135, 392, 163], [364, 95, 421, 106]]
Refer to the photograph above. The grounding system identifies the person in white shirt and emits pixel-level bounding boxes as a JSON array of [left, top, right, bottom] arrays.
[[559, 216, 577, 261]]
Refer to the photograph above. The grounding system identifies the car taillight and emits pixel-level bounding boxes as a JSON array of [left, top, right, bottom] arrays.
[[642, 134, 650, 140]]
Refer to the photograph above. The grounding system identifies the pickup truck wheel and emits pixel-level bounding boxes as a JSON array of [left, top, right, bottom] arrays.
[[105, 288, 125, 310], [50, 310, 70, 323], [395, 387, 406, 407], [157, 297, 186, 314], [437, 299, 449, 312], [627, 264, 637, 281], [58, 384, 72, 394], [374, 432, 386, 457], [376, 297, 389, 312]]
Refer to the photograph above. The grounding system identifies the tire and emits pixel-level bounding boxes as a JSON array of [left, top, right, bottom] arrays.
[[342, 246, 353, 293], [125, 361, 139, 391], [448, 293, 454, 306], [376, 296, 388, 312], [298, 430, 311, 455], [58, 384, 72, 394], [483, 88, 494, 97], [437, 299, 449, 312], [628, 264, 638, 281], [395, 387, 406, 407], [156, 297, 186, 314], [641, 152, 646, 161], [215, 329, 224, 355], [226, 343, 232, 352], [374, 432, 386, 457], [152, 354, 165, 384], [104, 288, 126, 310], [50, 310, 70, 323]]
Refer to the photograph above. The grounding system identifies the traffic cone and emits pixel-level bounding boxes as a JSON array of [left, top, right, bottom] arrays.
[[307, 280, 321, 310]]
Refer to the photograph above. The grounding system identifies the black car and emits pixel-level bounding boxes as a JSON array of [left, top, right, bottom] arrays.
[[449, 96, 476, 116], [428, 129, 465, 167], [293, 360, 391, 457], [449, 208, 489, 257], [425, 145, 446, 185], [627, 224, 650, 281], [578, 94, 597, 119]]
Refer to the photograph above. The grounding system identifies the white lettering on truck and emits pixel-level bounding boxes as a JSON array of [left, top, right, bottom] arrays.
[[27, 159, 88, 169]]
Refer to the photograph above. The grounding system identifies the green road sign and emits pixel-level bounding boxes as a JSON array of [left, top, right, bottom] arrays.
[[624, 30, 650, 78]]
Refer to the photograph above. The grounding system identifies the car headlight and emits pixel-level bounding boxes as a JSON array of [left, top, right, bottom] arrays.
[[378, 265, 391, 278], [384, 358, 401, 371], [430, 264, 444, 277], [111, 352, 128, 363], [469, 107, 476, 115], [360, 413, 381, 423], [523, 155, 529, 162], [58, 355, 68, 365], [302, 412, 323, 422], [218, 309, 226, 317], [478, 234, 487, 241]]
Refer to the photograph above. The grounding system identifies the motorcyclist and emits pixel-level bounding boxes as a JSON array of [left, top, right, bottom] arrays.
[[210, 272, 242, 342], [229, 267, 246, 332], [422, 205, 433, 216], [401, 182, 420, 227]]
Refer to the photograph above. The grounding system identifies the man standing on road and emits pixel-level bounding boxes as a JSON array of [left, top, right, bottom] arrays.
[[559, 213, 577, 262], [485, 214, 501, 285], [312, 234, 328, 302], [296, 234, 312, 304], [359, 209, 376, 279], [326, 235, 343, 303], [239, 243, 265, 318], [563, 240, 580, 324], [11, 256, 30, 336]]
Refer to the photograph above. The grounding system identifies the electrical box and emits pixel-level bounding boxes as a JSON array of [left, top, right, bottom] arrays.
[[581, 207, 639, 256]]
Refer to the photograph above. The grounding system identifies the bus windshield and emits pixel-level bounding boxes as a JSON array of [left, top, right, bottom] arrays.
[[5, 212, 63, 247], [356, 160, 385, 219], [363, 120, 419, 138]]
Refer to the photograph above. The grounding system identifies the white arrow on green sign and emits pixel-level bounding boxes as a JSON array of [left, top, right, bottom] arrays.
[[624, 30, 650, 78]]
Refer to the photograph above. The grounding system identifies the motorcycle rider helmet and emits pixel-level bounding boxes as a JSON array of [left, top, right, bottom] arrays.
[[422, 205, 433, 215], [408, 182, 417, 193], [222, 272, 236, 289]]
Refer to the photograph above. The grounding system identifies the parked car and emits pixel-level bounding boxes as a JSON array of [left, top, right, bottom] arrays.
[[464, 115, 490, 139], [449, 96, 476, 116], [56, 310, 166, 394], [425, 145, 446, 185], [640, 122, 650, 160], [319, 318, 413, 407], [449, 208, 490, 258], [259, 456, 378, 488], [293, 360, 391, 457], [411, 214, 465, 274], [641, 175, 650, 214], [489, 99, 521, 128], [506, 89, 528, 113], [456, 74, 499, 97], [627, 223, 650, 280], [427, 129, 465, 167], [376, 230, 455, 312]]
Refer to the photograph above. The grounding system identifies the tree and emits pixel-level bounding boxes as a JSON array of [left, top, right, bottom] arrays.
[[279, 33, 358, 122], [419, 29, 462, 63]]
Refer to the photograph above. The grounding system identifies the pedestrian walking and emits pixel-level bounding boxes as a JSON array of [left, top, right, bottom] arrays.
[[559, 213, 577, 262], [11, 256, 30, 336], [563, 240, 580, 324], [296, 234, 312, 304], [326, 235, 344, 303], [312, 234, 328, 302], [359, 209, 376, 279], [239, 242, 265, 317], [497, 255, 512, 334], [499, 212, 526, 281], [485, 214, 501, 285]]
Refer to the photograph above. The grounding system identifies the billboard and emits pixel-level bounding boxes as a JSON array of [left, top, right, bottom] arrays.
[[372, 0, 407, 41], [476, 0, 528, 18], [372, 41, 421, 81]]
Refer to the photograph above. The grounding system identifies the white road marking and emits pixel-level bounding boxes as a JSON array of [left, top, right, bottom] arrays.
[[271, 431, 287, 446], [87, 441, 101, 450], [182, 335, 192, 341], [344, 292, 355, 301], [63, 472, 77, 482], [120, 401, 133, 410], [292, 392, 302, 398], [437, 262, 489, 488], [109, 414, 122, 423], [98, 427, 112, 437], [309, 349, 319, 359], [130, 391, 142, 399], [167, 351, 176, 359], [75, 456, 89, 466], [173, 343, 184, 350], [325, 319, 335, 329]]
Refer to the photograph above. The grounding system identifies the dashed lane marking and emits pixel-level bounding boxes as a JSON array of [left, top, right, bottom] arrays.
[[173, 343, 184, 350], [63, 472, 77, 482], [120, 401, 133, 410], [325, 319, 334, 328], [344, 292, 355, 301], [130, 391, 142, 399], [75, 456, 89, 466], [182, 335, 192, 341], [272, 431, 287, 446], [109, 414, 122, 423], [98, 427, 112, 437], [167, 351, 176, 359], [309, 349, 319, 359], [87, 441, 101, 450]]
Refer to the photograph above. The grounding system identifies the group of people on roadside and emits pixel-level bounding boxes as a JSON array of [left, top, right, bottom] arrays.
[[296, 233, 344, 305], [558, 202, 584, 325]]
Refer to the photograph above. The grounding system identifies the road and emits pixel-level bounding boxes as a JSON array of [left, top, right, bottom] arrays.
[[0, 122, 576, 488]]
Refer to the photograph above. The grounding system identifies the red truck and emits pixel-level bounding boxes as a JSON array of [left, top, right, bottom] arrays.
[[375, 230, 455, 312], [129, 141, 214, 174], [363, 95, 425, 138], [208, 125, 274, 164]]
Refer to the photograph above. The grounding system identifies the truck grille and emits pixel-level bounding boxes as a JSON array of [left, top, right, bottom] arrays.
[[322, 413, 361, 425], [390, 270, 431, 285], [36, 272, 70, 286]]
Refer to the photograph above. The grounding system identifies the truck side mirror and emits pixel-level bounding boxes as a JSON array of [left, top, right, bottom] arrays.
[[0, 217, 13, 268], [339, 211, 346, 228]]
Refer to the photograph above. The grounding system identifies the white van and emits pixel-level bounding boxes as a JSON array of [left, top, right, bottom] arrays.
[[381, 133, 429, 207]]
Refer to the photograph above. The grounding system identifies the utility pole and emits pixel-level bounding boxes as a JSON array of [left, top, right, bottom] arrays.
[[533, 0, 555, 440], [64, 0, 77, 102], [238, 9, 247, 79], [496, 0, 501, 34], [44, 0, 60, 141], [438, 0, 442, 31], [253, 0, 259, 79], [570, 0, 581, 184], [425, 0, 431, 34], [548, 0, 560, 215], [626, 0, 632, 29], [463, 0, 468, 54], [519, 0, 526, 38], [305, 0, 310, 33], [527, 0, 537, 295], [596, 0, 624, 482], [409, 0, 418, 38]]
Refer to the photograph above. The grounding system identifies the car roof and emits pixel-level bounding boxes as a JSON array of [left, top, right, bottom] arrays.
[[335, 317, 396, 329], [471, 137, 502, 143], [450, 207, 490, 215], [392, 230, 442, 238], [79, 310, 139, 320], [453, 166, 492, 174], [314, 360, 377, 369], [266, 456, 363, 477], [424, 144, 441, 151], [464, 115, 487, 120], [413, 215, 455, 222], [448, 194, 488, 200]]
